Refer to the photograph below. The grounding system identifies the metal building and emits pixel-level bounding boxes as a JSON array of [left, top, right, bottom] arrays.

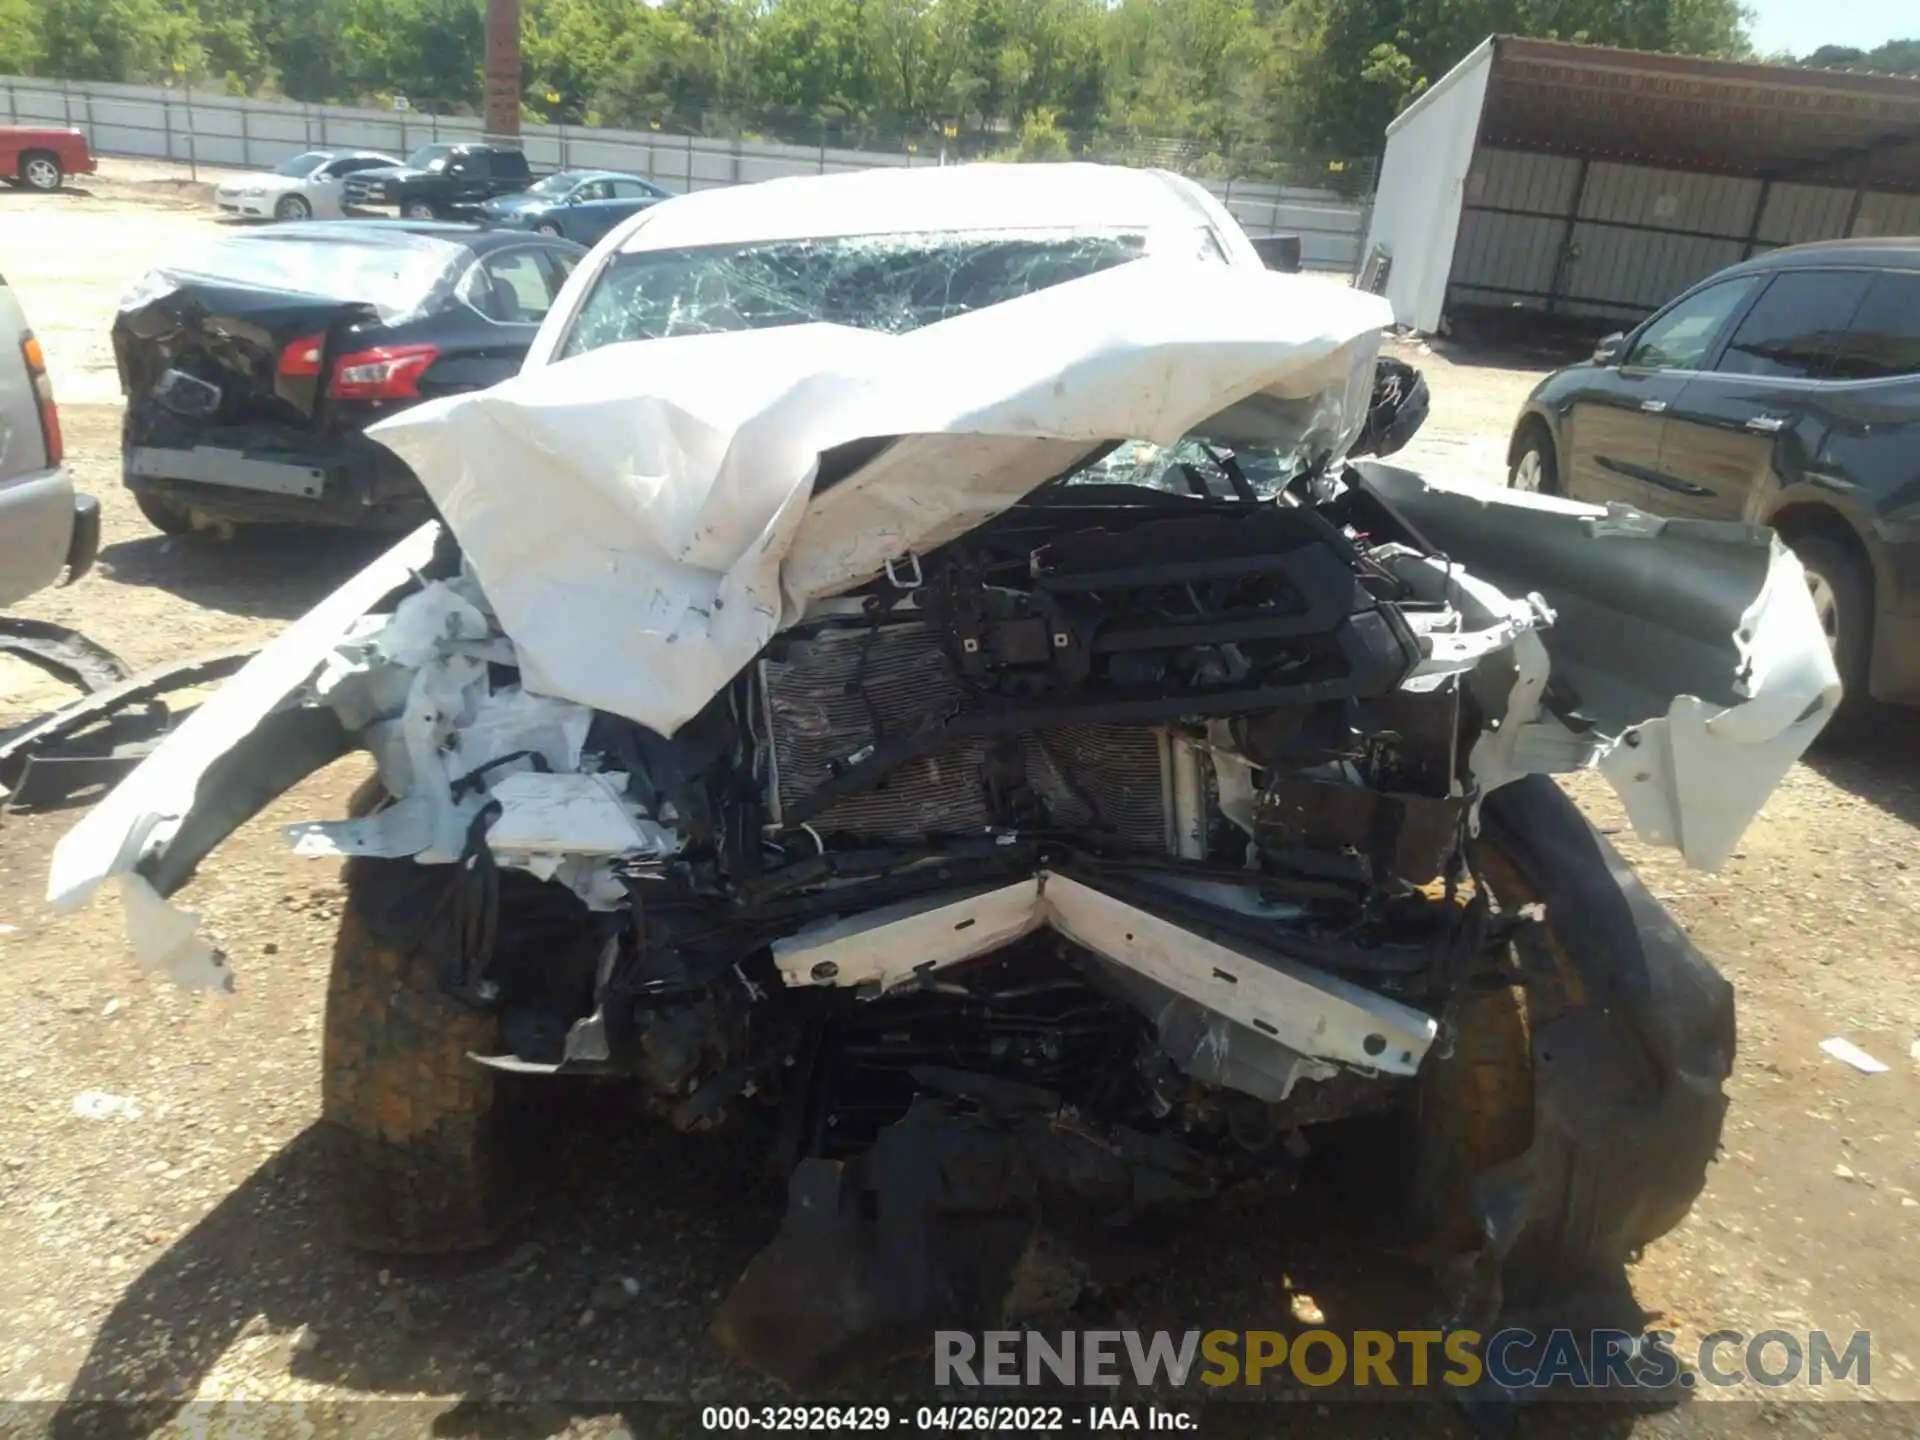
[[1362, 36, 1920, 334]]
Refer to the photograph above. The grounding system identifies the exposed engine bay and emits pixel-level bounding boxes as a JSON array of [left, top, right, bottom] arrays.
[[47, 254, 1835, 1387], [442, 467, 1481, 1092]]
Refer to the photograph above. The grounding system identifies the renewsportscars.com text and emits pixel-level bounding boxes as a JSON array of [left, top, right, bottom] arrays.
[[934, 1328, 1872, 1391]]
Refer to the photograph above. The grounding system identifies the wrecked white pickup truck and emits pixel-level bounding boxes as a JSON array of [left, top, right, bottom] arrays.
[[49, 165, 1836, 1387]]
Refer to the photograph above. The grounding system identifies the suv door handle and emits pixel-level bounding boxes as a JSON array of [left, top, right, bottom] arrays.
[[1639, 398, 1668, 413], [1745, 414, 1788, 433]]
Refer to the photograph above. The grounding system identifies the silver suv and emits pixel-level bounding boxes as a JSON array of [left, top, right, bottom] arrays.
[[0, 273, 96, 605]]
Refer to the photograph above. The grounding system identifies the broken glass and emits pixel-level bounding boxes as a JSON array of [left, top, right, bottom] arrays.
[[560, 230, 1147, 357]]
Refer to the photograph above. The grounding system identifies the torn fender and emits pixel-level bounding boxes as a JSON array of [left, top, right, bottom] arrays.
[[1356, 463, 1840, 871], [44, 524, 441, 981]]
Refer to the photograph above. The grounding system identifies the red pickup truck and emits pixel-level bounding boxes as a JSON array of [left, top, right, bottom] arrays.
[[0, 126, 98, 192]]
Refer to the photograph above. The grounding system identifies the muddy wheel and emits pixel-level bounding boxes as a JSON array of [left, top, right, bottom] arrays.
[[1419, 777, 1734, 1315], [1412, 978, 1534, 1280], [20, 151, 63, 192], [321, 846, 537, 1253], [133, 489, 196, 536]]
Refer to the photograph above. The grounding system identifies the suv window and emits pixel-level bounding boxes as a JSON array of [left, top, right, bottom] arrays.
[[1826, 270, 1920, 381], [492, 150, 531, 181], [1716, 269, 1871, 380], [1625, 276, 1760, 371]]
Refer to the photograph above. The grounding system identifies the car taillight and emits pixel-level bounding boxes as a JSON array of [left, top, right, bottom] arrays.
[[278, 331, 326, 377], [329, 343, 439, 401], [19, 332, 61, 465]]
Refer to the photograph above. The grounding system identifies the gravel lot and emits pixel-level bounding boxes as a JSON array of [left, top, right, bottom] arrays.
[[1, 160, 1917, 1438]]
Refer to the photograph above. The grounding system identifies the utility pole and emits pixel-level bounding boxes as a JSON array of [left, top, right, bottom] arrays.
[[484, 0, 522, 142]]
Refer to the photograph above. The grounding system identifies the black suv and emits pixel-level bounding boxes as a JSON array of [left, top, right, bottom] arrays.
[[344, 142, 534, 220], [1508, 239, 1920, 711]]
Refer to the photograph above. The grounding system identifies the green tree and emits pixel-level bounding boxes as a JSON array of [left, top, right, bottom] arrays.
[[1296, 0, 1751, 154], [1803, 38, 1920, 76], [0, 0, 43, 75], [35, 0, 201, 82], [742, 0, 873, 127], [340, 0, 485, 112]]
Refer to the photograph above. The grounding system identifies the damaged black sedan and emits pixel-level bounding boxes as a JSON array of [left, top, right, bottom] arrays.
[[54, 164, 1838, 1390], [116, 222, 583, 536]]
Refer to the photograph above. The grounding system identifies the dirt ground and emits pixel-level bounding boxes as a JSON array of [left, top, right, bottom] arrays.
[[1, 160, 1917, 1439]]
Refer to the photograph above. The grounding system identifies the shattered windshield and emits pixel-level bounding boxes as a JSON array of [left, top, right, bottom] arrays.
[[560, 229, 1145, 358], [1069, 440, 1309, 498]]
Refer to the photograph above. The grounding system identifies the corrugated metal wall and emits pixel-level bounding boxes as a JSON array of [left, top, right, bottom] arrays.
[[1446, 146, 1918, 326]]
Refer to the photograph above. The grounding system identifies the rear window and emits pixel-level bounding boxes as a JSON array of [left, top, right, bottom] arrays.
[[560, 230, 1145, 359], [1826, 270, 1920, 381], [128, 233, 470, 323]]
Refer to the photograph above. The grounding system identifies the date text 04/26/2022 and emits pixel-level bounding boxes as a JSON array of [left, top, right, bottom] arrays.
[[700, 1406, 1195, 1431]]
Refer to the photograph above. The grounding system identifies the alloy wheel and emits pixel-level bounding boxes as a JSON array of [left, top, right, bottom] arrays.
[[1511, 448, 1544, 492]]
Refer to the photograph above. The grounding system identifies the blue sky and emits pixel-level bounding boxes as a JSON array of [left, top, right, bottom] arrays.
[[1745, 0, 1913, 57]]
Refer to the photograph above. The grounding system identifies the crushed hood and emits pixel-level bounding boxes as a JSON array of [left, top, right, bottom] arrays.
[[368, 259, 1390, 736]]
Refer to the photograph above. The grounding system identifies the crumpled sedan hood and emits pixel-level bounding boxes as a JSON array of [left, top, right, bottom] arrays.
[[368, 259, 1389, 737]]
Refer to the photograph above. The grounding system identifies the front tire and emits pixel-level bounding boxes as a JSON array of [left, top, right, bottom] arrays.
[[1507, 421, 1558, 494], [322, 852, 536, 1252], [20, 151, 63, 192], [1787, 532, 1871, 721], [535, 220, 562, 237], [275, 193, 313, 221], [400, 199, 440, 220], [1429, 778, 1733, 1315]]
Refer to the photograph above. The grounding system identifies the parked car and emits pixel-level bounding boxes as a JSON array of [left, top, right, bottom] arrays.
[[1508, 238, 1920, 714], [115, 221, 584, 534], [55, 166, 1838, 1391], [343, 143, 534, 220], [1, 273, 98, 605], [477, 169, 673, 243], [0, 125, 97, 193], [214, 150, 401, 222]]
